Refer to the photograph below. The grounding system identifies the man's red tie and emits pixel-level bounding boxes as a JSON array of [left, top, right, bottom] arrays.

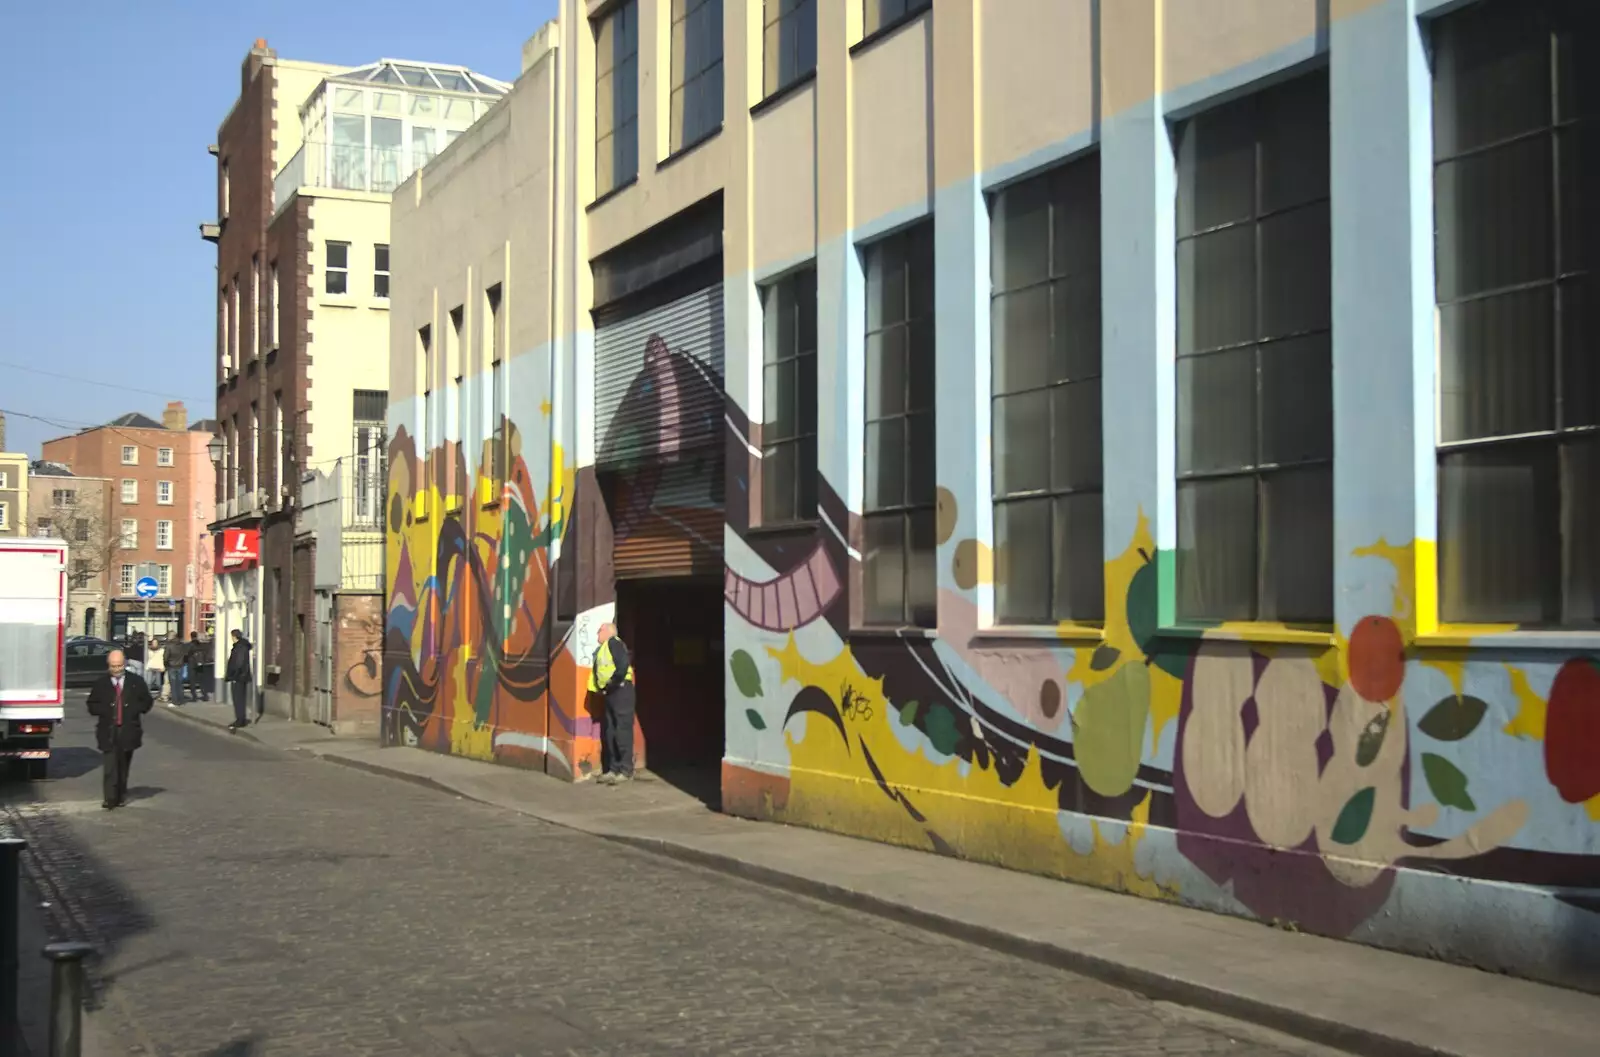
[[114, 679, 123, 727]]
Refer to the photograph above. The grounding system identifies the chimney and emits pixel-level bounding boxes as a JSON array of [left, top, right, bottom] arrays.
[[163, 401, 188, 432]]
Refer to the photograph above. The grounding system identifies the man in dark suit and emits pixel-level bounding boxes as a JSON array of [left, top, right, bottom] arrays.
[[85, 649, 154, 809]]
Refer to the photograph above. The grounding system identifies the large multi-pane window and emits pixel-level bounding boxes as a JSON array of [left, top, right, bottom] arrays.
[[864, 0, 930, 38], [354, 389, 389, 528], [1173, 69, 1333, 624], [763, 0, 816, 98], [1433, 0, 1599, 627], [486, 284, 506, 488], [670, 0, 724, 151], [761, 267, 818, 524], [863, 222, 936, 627], [595, 1, 639, 196], [990, 154, 1104, 624]]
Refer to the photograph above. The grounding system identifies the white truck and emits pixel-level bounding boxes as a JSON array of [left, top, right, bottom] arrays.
[[0, 537, 68, 778]]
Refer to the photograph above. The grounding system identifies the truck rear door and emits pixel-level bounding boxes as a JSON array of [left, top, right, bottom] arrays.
[[0, 543, 67, 710]]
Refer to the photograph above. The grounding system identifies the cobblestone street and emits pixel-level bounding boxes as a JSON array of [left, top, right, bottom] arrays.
[[3, 700, 1337, 1057]]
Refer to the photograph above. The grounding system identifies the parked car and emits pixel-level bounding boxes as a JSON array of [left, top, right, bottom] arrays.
[[64, 637, 145, 688]]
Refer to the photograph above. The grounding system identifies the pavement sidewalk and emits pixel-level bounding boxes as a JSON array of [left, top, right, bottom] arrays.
[[158, 701, 1600, 1057]]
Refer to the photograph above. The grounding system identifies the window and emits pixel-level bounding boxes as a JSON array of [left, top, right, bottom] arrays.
[[156, 520, 173, 550], [326, 241, 350, 295], [0, 471, 7, 489], [991, 154, 1104, 624], [120, 564, 134, 595], [158, 565, 171, 596], [670, 0, 724, 151], [121, 445, 138, 465], [0, 502, 7, 530], [375, 244, 390, 298], [863, 222, 937, 626], [274, 391, 285, 494], [864, 0, 930, 38], [71, 560, 90, 590], [420, 325, 434, 488], [221, 160, 229, 218], [486, 285, 506, 487], [1173, 70, 1333, 625], [355, 390, 388, 527], [52, 488, 73, 507], [231, 279, 240, 369], [251, 253, 260, 359], [248, 401, 259, 493], [120, 519, 137, 549], [763, 0, 816, 97], [269, 261, 280, 346], [121, 479, 137, 504], [157, 447, 173, 466], [1433, 0, 1599, 627], [760, 267, 818, 523], [220, 286, 230, 374], [74, 518, 88, 542], [595, 0, 639, 196], [157, 480, 173, 505]]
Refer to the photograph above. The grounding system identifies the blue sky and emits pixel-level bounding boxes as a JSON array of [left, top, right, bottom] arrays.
[[0, 0, 556, 457]]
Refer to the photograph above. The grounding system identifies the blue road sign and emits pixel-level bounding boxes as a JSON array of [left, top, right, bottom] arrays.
[[134, 577, 159, 599]]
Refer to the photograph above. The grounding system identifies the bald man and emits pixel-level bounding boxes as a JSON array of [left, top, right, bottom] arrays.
[[85, 648, 154, 809], [587, 622, 636, 784]]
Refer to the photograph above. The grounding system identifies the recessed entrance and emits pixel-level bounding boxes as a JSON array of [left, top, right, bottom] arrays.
[[615, 578, 724, 806]]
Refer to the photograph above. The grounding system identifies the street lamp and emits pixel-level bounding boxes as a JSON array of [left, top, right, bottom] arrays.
[[207, 436, 223, 465]]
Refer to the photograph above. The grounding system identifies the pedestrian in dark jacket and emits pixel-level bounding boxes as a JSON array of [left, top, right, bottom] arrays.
[[85, 649, 154, 809], [589, 622, 636, 784], [225, 630, 253, 732], [162, 638, 186, 706], [185, 631, 209, 702]]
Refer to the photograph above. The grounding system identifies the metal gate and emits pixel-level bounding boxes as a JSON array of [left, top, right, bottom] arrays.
[[314, 591, 334, 726]]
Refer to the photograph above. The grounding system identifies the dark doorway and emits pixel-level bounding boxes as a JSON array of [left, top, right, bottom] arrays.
[[615, 578, 724, 807]]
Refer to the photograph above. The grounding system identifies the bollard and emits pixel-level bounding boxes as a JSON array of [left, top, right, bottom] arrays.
[[43, 943, 94, 1057], [0, 837, 24, 1057]]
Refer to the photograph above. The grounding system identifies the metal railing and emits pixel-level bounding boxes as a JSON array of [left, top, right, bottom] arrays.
[[275, 141, 432, 210]]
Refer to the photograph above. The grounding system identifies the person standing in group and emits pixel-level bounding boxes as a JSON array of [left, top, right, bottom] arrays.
[[588, 622, 636, 785], [225, 629, 253, 732], [85, 649, 154, 809], [162, 635, 186, 706], [185, 630, 209, 702], [145, 636, 166, 701]]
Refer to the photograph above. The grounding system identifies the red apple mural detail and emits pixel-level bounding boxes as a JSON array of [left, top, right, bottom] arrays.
[[1349, 616, 1406, 702], [1543, 657, 1600, 805]]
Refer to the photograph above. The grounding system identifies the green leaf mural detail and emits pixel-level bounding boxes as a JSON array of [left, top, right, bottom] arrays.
[[745, 708, 767, 731], [897, 700, 919, 727], [1356, 709, 1389, 767], [730, 650, 763, 698], [1418, 695, 1488, 742], [923, 705, 962, 756], [1330, 787, 1377, 845], [1090, 645, 1121, 671], [1125, 553, 1188, 679], [1422, 753, 1477, 811]]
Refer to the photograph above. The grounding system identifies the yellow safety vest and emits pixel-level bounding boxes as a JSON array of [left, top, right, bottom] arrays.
[[587, 639, 635, 692]]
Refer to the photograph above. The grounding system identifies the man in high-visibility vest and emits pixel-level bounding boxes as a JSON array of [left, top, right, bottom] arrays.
[[588, 621, 636, 784]]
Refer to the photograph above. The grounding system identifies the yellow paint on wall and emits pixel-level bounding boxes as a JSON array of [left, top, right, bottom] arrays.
[[1504, 666, 1547, 741]]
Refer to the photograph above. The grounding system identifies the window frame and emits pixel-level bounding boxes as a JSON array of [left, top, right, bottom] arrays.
[[486, 284, 506, 493], [157, 447, 174, 466], [119, 564, 134, 596], [1172, 69, 1336, 628], [157, 480, 173, 505], [595, 0, 640, 197], [861, 221, 938, 629], [121, 445, 138, 465], [268, 260, 280, 346], [989, 153, 1106, 627], [120, 478, 137, 504], [157, 564, 172, 596], [1431, 0, 1600, 628], [120, 518, 137, 549], [374, 244, 391, 299], [0, 501, 7, 530], [862, 0, 931, 42], [669, 0, 725, 153], [325, 241, 351, 296], [156, 520, 173, 550], [759, 265, 820, 527], [762, 0, 817, 99]]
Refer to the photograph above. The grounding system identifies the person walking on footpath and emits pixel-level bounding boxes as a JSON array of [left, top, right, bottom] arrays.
[[589, 622, 636, 785], [145, 636, 166, 701], [85, 648, 153, 809], [162, 635, 186, 706], [225, 629, 254, 732], [185, 630, 209, 702]]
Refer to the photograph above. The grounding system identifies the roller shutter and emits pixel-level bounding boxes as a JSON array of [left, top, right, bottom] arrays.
[[593, 283, 725, 470], [608, 456, 724, 580]]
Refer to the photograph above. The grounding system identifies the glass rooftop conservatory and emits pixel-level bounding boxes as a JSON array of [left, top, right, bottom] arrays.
[[274, 60, 512, 210]]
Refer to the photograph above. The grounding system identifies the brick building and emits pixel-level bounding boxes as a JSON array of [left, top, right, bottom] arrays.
[[27, 462, 113, 637], [201, 40, 505, 724], [40, 402, 216, 639]]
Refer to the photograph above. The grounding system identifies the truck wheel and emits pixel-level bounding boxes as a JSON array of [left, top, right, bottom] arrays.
[[25, 759, 48, 781]]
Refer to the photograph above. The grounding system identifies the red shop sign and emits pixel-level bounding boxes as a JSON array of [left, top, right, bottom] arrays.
[[220, 528, 260, 569]]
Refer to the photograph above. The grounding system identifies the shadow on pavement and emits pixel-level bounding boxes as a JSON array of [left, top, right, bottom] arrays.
[[200, 1036, 263, 1057], [645, 763, 722, 812], [39, 746, 102, 780]]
